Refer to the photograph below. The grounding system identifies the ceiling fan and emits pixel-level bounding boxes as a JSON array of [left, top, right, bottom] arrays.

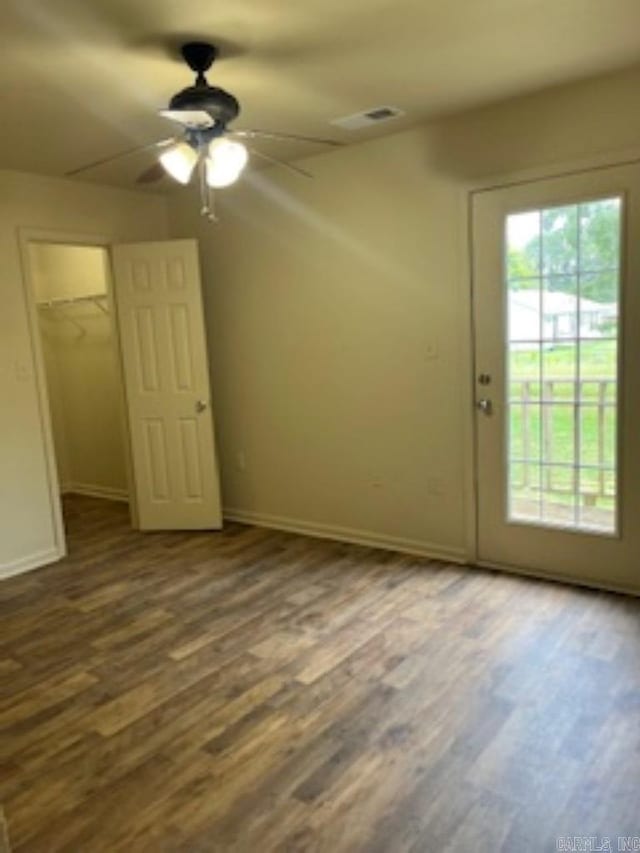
[[66, 42, 342, 220]]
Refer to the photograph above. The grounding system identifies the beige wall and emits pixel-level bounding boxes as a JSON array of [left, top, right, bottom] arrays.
[[0, 170, 167, 576], [168, 62, 640, 559], [5, 63, 640, 576], [34, 245, 128, 498], [31, 243, 109, 302]]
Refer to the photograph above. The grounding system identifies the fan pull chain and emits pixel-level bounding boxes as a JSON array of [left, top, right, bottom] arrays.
[[198, 157, 218, 222], [208, 187, 217, 222]]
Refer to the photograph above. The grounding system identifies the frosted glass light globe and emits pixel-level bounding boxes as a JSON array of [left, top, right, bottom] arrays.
[[206, 138, 248, 188], [159, 142, 198, 184]]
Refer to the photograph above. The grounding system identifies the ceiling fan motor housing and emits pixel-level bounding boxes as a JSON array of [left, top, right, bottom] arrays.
[[169, 84, 240, 126]]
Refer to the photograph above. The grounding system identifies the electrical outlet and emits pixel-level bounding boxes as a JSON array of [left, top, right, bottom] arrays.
[[425, 341, 439, 361], [236, 451, 246, 472], [427, 476, 444, 497], [14, 360, 33, 382]]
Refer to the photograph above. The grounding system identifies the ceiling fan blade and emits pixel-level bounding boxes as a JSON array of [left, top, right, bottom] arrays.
[[136, 162, 167, 184], [159, 109, 215, 130], [65, 138, 176, 178], [246, 146, 313, 179], [232, 129, 342, 147]]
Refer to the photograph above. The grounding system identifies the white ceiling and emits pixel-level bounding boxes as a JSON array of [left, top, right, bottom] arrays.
[[3, 0, 640, 187]]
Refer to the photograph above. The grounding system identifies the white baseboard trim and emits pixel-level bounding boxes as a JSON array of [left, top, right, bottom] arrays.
[[0, 547, 62, 580], [61, 483, 129, 503], [223, 507, 468, 564]]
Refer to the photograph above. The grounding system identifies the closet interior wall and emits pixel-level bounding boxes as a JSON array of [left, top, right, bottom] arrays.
[[32, 243, 129, 502]]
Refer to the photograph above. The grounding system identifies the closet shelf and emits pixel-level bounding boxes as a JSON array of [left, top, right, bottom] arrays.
[[37, 293, 109, 310], [37, 293, 110, 335]]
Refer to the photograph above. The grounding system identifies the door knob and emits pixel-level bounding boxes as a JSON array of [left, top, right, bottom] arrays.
[[476, 398, 493, 415], [195, 399, 208, 413]]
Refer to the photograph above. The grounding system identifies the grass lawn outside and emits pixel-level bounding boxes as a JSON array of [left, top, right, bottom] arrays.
[[507, 339, 617, 518]]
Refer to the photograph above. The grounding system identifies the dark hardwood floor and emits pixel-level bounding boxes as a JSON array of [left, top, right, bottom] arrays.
[[1, 495, 639, 852]]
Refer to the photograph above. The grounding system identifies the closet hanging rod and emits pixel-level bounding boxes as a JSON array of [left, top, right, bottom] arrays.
[[36, 293, 109, 309]]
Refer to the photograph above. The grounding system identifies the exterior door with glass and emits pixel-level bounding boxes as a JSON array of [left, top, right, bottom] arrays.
[[472, 163, 640, 593]]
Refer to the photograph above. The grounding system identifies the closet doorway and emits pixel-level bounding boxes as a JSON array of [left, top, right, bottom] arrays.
[[23, 233, 223, 566], [30, 241, 132, 540]]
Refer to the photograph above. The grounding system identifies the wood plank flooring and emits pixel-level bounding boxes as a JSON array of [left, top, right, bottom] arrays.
[[1, 495, 639, 851]]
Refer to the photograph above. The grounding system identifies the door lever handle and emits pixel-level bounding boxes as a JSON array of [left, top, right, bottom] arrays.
[[195, 399, 208, 413], [476, 398, 493, 415]]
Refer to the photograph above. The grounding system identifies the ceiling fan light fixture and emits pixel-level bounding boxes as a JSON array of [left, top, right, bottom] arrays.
[[66, 42, 339, 218], [159, 141, 199, 184], [206, 138, 248, 188]]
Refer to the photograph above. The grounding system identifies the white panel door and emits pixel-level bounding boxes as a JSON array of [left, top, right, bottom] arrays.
[[473, 163, 640, 593], [111, 239, 222, 530]]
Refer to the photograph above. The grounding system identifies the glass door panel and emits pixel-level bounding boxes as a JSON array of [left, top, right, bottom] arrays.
[[505, 198, 621, 534]]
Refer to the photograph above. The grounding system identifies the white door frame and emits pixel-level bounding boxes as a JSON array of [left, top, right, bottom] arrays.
[[17, 227, 137, 561], [462, 143, 640, 593]]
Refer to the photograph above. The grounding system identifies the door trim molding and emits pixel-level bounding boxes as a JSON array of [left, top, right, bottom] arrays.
[[460, 184, 480, 563], [0, 547, 62, 580], [17, 227, 127, 568]]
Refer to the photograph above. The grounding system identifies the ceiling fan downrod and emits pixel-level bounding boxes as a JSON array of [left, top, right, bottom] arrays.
[[181, 42, 218, 80]]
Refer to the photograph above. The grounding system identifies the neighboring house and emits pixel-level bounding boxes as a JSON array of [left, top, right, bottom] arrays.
[[509, 290, 617, 344]]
